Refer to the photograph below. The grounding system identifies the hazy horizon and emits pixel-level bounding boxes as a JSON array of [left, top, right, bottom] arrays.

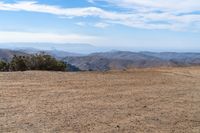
[[1, 42, 200, 54]]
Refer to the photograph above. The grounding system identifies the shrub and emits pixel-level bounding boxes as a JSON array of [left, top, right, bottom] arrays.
[[0, 54, 80, 72], [0, 60, 9, 71], [10, 56, 29, 71], [30, 54, 66, 71], [66, 63, 80, 72], [8, 54, 67, 71]]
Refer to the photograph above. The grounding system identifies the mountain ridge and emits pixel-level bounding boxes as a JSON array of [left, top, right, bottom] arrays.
[[63, 51, 200, 71], [1, 48, 200, 71]]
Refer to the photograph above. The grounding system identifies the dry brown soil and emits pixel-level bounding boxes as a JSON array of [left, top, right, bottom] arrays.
[[1, 67, 200, 133]]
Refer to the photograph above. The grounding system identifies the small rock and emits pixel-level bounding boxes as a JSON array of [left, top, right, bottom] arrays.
[[116, 125, 120, 128]]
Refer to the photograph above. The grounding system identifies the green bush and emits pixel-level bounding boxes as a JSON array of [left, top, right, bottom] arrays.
[[0, 60, 9, 71], [0, 54, 80, 72], [29, 54, 66, 71], [7, 54, 67, 71], [10, 56, 29, 71]]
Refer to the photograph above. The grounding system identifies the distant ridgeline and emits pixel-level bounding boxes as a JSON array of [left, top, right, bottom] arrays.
[[0, 54, 80, 72], [2, 48, 200, 71]]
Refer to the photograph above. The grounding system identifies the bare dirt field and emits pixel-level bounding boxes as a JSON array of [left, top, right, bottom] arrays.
[[1, 67, 200, 133]]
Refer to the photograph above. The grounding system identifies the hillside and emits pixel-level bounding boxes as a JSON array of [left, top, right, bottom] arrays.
[[2, 49, 200, 71], [0, 49, 28, 61], [64, 51, 200, 71], [1, 67, 200, 132]]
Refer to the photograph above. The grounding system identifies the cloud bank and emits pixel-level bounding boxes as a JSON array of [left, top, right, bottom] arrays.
[[0, 31, 99, 43]]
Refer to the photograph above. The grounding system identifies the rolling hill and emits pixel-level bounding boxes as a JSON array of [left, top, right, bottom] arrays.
[[2, 49, 200, 71], [0, 49, 28, 61], [63, 51, 200, 71]]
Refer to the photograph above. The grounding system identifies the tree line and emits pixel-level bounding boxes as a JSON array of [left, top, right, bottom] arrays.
[[0, 54, 79, 72]]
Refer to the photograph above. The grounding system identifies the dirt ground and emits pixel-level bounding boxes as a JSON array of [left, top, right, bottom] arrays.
[[1, 67, 200, 133]]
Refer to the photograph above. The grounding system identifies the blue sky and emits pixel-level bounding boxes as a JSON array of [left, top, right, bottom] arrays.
[[0, 0, 200, 52]]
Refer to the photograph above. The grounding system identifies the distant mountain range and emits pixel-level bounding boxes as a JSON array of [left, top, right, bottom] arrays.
[[1, 48, 200, 71], [0, 43, 107, 54], [17, 48, 82, 59], [64, 51, 200, 71], [0, 48, 81, 61]]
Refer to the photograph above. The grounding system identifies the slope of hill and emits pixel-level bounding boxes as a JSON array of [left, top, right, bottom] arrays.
[[140, 52, 200, 60], [2, 49, 200, 71], [0, 49, 28, 61], [141, 52, 200, 66], [64, 51, 200, 71]]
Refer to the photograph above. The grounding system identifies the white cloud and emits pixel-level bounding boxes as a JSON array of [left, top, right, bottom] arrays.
[[94, 22, 109, 28], [87, 0, 95, 4], [0, 1, 103, 17], [92, 0, 200, 12], [0, 1, 200, 31], [76, 22, 86, 27], [0, 31, 100, 43]]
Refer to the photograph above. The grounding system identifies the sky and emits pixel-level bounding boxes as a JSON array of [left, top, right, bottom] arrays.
[[0, 0, 200, 52]]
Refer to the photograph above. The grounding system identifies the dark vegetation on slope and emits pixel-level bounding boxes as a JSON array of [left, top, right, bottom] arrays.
[[0, 53, 80, 72]]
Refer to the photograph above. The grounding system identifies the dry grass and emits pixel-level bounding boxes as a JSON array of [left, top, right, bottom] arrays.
[[1, 67, 200, 133]]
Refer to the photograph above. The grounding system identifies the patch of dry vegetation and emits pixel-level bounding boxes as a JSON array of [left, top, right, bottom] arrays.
[[1, 67, 200, 132]]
